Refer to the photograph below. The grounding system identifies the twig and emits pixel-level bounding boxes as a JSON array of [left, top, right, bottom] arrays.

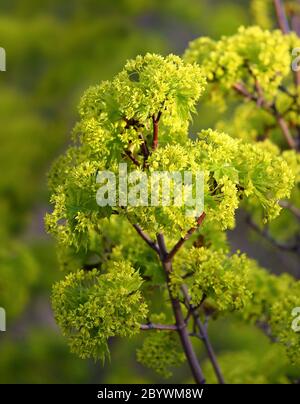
[[181, 285, 225, 384], [233, 81, 297, 149], [124, 150, 140, 167], [274, 111, 297, 149], [246, 215, 300, 254], [291, 13, 300, 36], [279, 200, 300, 221], [167, 212, 206, 262], [273, 0, 300, 87], [232, 82, 257, 102], [189, 332, 203, 339], [132, 224, 160, 254], [139, 133, 150, 168], [278, 85, 297, 99], [157, 233, 206, 384], [152, 111, 162, 150], [273, 0, 290, 33], [256, 320, 278, 343], [254, 79, 264, 107]]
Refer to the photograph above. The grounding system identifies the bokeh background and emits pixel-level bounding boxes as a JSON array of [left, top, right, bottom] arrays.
[[0, 0, 299, 383]]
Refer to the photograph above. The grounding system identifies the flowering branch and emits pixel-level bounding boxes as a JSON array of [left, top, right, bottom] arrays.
[[124, 150, 140, 167], [167, 212, 206, 261], [132, 224, 160, 254], [232, 81, 297, 149]]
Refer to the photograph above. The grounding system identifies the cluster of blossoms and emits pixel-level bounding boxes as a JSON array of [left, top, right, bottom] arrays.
[[46, 46, 299, 381]]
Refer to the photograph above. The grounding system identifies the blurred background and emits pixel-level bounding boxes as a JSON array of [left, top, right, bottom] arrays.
[[0, 0, 299, 383]]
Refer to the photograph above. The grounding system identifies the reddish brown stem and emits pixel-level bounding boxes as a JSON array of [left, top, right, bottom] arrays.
[[273, 0, 290, 33], [276, 114, 298, 149], [273, 1, 300, 87], [182, 286, 225, 384], [139, 133, 150, 167], [132, 224, 160, 254], [233, 82, 297, 149], [167, 212, 206, 261], [279, 200, 300, 220], [124, 150, 140, 167], [246, 215, 300, 254], [232, 82, 256, 102], [157, 233, 205, 384], [152, 112, 162, 150]]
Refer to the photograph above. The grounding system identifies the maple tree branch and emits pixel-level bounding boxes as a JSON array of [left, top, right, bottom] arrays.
[[272, 107, 298, 149], [273, 0, 300, 87], [132, 224, 160, 254], [279, 200, 300, 221], [273, 0, 290, 34], [276, 116, 298, 149], [233, 81, 297, 149], [232, 82, 257, 102], [157, 233, 206, 384], [139, 133, 150, 168], [278, 85, 297, 99], [181, 285, 225, 384], [152, 111, 162, 150], [246, 215, 300, 254], [124, 150, 140, 167], [167, 212, 206, 262]]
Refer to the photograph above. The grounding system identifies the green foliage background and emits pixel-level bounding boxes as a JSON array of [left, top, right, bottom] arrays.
[[0, 0, 299, 383]]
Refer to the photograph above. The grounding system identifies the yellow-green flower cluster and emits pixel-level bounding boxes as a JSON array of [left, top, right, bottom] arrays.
[[184, 26, 293, 100], [172, 247, 252, 312], [46, 52, 296, 366], [52, 262, 148, 361], [78, 53, 206, 150], [195, 130, 294, 225], [46, 53, 294, 250]]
